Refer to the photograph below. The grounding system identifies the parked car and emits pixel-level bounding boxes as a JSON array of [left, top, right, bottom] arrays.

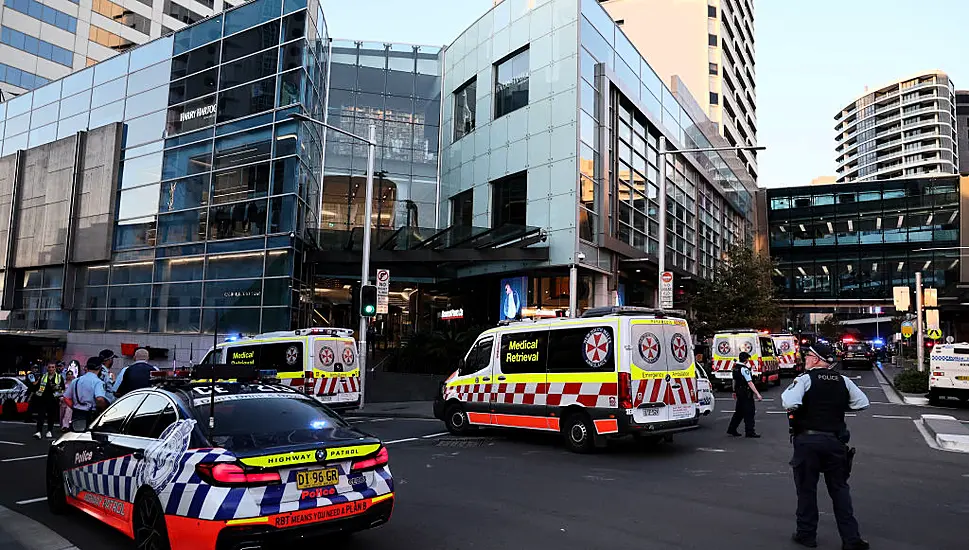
[[840, 342, 876, 370]]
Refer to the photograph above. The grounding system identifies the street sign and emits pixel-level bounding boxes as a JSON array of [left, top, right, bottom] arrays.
[[660, 271, 674, 309], [893, 286, 910, 311], [923, 288, 938, 308], [901, 321, 914, 338], [925, 308, 940, 331], [375, 269, 390, 314], [927, 328, 942, 340], [946, 335, 955, 344]]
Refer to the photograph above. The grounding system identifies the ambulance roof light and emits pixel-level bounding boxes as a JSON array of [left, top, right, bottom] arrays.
[[581, 306, 686, 318], [294, 327, 355, 338]]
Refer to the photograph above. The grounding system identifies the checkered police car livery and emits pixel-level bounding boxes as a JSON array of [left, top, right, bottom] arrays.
[[47, 378, 394, 550]]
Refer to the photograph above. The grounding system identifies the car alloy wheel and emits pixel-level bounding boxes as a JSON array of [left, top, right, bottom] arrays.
[[46, 451, 67, 514], [445, 404, 470, 435], [134, 492, 171, 550]]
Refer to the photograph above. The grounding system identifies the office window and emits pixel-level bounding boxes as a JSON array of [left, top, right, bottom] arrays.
[[710, 92, 719, 105], [90, 26, 135, 51], [709, 62, 718, 75], [0, 27, 73, 67], [164, 0, 202, 25], [453, 77, 476, 141], [492, 172, 527, 227], [708, 5, 717, 17], [92, 0, 150, 35], [708, 34, 718, 46], [494, 48, 529, 119], [3, 0, 78, 33], [451, 189, 473, 227], [0, 62, 49, 90]]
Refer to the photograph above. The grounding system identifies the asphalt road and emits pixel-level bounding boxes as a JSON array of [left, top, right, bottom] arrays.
[[1, 368, 968, 550]]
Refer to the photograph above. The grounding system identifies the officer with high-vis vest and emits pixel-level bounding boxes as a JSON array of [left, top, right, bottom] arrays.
[[782, 340, 870, 550], [32, 361, 65, 439]]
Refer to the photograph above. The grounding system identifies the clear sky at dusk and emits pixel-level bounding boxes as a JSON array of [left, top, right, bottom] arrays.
[[323, 0, 969, 188]]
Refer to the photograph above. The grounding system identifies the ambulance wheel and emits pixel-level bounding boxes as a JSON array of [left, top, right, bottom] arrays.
[[928, 391, 941, 406], [562, 412, 595, 453], [134, 490, 171, 550], [46, 450, 67, 515], [1, 399, 16, 419], [444, 404, 471, 435]]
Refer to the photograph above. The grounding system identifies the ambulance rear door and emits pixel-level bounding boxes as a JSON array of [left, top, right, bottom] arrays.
[[630, 319, 672, 424], [313, 336, 360, 405], [662, 320, 697, 422]]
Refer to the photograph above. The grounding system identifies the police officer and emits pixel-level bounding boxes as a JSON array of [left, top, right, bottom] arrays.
[[113, 348, 158, 398], [97, 349, 119, 403], [782, 341, 870, 550], [726, 351, 763, 438], [64, 358, 108, 429]]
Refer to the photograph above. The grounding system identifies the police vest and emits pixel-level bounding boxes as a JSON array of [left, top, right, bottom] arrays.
[[798, 369, 850, 433], [732, 363, 750, 395]]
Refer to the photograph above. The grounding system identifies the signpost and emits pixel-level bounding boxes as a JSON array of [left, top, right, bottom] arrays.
[[659, 271, 673, 309], [375, 269, 390, 314], [901, 321, 914, 339], [927, 328, 942, 340]]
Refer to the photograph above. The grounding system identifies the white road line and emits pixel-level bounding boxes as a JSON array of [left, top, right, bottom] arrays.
[[695, 447, 727, 453], [15, 497, 47, 505], [383, 437, 419, 445], [872, 414, 912, 420], [858, 386, 881, 390], [766, 411, 788, 414], [868, 401, 892, 405], [1, 454, 45, 463], [0, 420, 33, 426], [420, 432, 448, 439], [367, 418, 394, 423], [846, 414, 857, 417], [0, 440, 25, 446]]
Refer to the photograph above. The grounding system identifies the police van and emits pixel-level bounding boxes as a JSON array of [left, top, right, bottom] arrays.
[[710, 329, 781, 390], [772, 333, 801, 375], [929, 343, 969, 405], [200, 328, 361, 409], [434, 307, 699, 453]]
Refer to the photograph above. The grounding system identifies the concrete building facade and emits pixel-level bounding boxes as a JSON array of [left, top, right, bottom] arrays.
[[596, 0, 758, 185], [835, 71, 959, 184], [956, 89, 969, 174]]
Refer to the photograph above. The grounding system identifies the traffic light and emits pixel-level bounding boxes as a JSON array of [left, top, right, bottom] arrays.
[[360, 284, 378, 317]]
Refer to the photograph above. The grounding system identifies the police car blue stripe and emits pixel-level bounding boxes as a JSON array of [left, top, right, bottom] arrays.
[[165, 483, 185, 515], [258, 484, 285, 516], [187, 484, 211, 518], [214, 487, 246, 520]]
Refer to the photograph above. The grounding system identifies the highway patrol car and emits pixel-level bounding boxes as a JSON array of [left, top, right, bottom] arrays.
[[929, 343, 969, 405], [434, 307, 700, 452], [710, 330, 781, 390], [46, 366, 393, 550], [0, 374, 30, 418], [199, 328, 361, 409]]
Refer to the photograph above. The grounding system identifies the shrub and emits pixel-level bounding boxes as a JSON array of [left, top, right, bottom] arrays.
[[894, 368, 928, 394]]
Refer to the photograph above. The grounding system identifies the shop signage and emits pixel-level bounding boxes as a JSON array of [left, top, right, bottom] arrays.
[[179, 104, 216, 123], [440, 308, 463, 320]]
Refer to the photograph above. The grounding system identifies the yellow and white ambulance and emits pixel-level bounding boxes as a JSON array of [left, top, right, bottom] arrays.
[[200, 328, 361, 409], [929, 343, 969, 405], [433, 307, 699, 452], [772, 333, 801, 375], [710, 330, 781, 390]]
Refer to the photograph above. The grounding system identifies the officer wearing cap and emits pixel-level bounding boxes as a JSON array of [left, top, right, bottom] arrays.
[[64, 357, 108, 428], [782, 340, 870, 550], [98, 349, 118, 403]]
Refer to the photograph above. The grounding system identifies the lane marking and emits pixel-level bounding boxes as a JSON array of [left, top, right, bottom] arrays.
[[0, 440, 25, 446], [696, 447, 727, 453], [15, 497, 47, 505], [858, 386, 881, 390], [421, 432, 448, 439], [383, 437, 419, 444], [0, 421, 34, 426], [766, 411, 788, 414], [872, 414, 912, 420], [1, 454, 46, 463]]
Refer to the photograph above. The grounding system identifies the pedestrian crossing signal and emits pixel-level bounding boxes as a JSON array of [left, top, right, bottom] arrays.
[[361, 285, 377, 317]]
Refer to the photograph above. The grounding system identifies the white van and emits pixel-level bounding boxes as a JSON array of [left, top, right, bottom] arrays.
[[929, 343, 969, 405], [433, 306, 699, 452], [771, 333, 801, 375], [710, 330, 781, 390], [200, 327, 361, 409]]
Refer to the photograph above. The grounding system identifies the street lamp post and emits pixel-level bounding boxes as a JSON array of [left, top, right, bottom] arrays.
[[655, 139, 766, 307], [290, 112, 376, 409]]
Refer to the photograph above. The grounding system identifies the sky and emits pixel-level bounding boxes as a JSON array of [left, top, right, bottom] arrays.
[[322, 0, 969, 188]]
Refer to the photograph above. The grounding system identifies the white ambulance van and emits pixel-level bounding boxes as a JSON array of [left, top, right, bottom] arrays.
[[772, 333, 801, 375], [433, 307, 700, 452], [710, 330, 781, 390], [199, 328, 361, 409], [929, 343, 969, 405]]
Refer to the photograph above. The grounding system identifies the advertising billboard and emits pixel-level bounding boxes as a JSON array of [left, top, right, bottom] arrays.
[[499, 276, 527, 321]]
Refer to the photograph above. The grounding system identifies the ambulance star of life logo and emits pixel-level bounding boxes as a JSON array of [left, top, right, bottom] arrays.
[[285, 346, 299, 365], [342, 347, 355, 365], [319, 347, 335, 366], [583, 328, 612, 368], [781, 341, 791, 353], [638, 332, 661, 364], [717, 340, 731, 355], [670, 333, 688, 363]]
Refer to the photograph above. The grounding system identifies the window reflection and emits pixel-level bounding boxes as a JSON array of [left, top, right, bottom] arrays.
[[209, 200, 268, 239], [212, 163, 270, 204], [218, 77, 277, 123]]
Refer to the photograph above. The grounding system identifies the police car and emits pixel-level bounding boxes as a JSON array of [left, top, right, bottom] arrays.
[[929, 343, 969, 405], [45, 366, 394, 550], [434, 306, 700, 452], [0, 374, 30, 418], [695, 364, 716, 417]]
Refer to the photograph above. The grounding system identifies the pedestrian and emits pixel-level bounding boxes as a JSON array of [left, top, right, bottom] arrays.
[[782, 340, 870, 550], [64, 357, 109, 430], [113, 348, 158, 398], [726, 351, 763, 438], [59, 370, 76, 432], [32, 361, 64, 439], [97, 349, 119, 403]]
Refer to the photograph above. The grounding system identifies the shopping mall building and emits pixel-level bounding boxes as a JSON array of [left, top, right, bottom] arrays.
[[0, 0, 756, 364]]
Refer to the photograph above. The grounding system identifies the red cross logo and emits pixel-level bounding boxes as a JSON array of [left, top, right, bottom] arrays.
[[741, 341, 753, 353], [638, 332, 661, 364], [583, 328, 612, 368], [342, 347, 355, 365], [781, 341, 791, 352], [319, 347, 334, 366], [670, 333, 688, 362], [717, 341, 731, 355]]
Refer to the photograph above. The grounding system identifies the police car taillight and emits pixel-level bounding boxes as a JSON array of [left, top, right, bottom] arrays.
[[196, 463, 280, 486], [618, 372, 632, 409], [350, 447, 388, 472]]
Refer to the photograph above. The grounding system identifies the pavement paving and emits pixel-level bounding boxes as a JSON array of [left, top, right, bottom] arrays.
[[1, 368, 968, 550]]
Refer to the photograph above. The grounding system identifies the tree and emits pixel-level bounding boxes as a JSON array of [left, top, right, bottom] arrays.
[[689, 244, 782, 338], [815, 315, 843, 340]]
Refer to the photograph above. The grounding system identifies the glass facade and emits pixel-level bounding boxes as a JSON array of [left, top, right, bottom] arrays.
[[0, 0, 328, 335], [768, 176, 961, 301]]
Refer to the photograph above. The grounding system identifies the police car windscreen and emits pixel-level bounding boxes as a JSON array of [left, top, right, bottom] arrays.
[[193, 392, 349, 451]]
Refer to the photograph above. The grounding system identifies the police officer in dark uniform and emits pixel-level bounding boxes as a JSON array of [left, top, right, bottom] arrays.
[[727, 351, 763, 437], [782, 341, 870, 550]]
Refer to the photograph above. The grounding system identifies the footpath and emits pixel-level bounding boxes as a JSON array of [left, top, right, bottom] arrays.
[[0, 506, 77, 550]]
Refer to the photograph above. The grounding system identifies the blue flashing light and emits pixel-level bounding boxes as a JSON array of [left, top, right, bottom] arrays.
[[224, 333, 242, 342], [310, 420, 328, 430], [872, 338, 885, 347]]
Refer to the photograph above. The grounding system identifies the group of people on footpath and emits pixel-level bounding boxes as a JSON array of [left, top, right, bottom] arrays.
[[728, 340, 872, 550], [26, 348, 158, 439]]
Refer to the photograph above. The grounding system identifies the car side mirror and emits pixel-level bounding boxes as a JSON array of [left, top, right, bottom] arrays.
[[71, 417, 89, 433], [92, 431, 108, 443], [456, 358, 465, 375]]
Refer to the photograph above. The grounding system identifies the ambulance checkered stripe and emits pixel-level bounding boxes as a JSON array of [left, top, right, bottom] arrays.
[[445, 382, 619, 408], [712, 359, 781, 373], [631, 378, 696, 407], [281, 376, 360, 395], [777, 353, 797, 365]]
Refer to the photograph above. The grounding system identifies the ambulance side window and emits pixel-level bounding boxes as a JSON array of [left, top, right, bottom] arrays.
[[760, 338, 775, 356], [547, 326, 614, 373], [255, 342, 304, 373], [500, 331, 548, 374], [464, 337, 494, 374]]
